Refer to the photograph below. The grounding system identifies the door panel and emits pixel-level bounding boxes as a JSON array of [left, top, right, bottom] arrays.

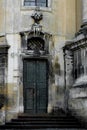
[[26, 61, 36, 83], [25, 88, 35, 110], [36, 85, 47, 113], [23, 59, 48, 114], [36, 61, 47, 82]]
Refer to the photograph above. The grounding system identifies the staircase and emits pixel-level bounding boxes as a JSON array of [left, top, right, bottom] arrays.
[[0, 113, 86, 130]]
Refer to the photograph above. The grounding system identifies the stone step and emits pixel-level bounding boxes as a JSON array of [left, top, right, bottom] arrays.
[[11, 118, 79, 122], [18, 115, 78, 120], [6, 121, 80, 125], [0, 113, 86, 129], [0, 124, 83, 129], [18, 114, 66, 118]]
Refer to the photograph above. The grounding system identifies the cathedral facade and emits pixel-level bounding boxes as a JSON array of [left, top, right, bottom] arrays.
[[0, 0, 85, 124]]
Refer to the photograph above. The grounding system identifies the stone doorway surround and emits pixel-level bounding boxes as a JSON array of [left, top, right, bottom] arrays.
[[19, 8, 52, 114]]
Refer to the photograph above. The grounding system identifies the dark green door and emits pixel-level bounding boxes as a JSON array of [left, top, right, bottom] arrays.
[[23, 59, 48, 114]]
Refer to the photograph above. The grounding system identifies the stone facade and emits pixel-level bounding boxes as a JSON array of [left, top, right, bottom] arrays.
[[63, 0, 87, 124], [0, 0, 82, 124]]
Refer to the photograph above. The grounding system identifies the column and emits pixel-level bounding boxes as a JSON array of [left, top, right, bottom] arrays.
[[82, 0, 87, 23]]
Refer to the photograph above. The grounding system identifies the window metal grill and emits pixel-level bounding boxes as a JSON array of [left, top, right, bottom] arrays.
[[27, 37, 45, 50]]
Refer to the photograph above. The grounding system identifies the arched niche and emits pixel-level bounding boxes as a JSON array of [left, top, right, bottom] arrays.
[[20, 31, 50, 55]]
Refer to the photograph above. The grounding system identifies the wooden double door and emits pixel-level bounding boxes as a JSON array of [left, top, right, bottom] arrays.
[[23, 59, 48, 114]]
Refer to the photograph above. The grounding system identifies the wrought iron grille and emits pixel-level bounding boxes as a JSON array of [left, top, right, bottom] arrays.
[[27, 37, 45, 50], [24, 0, 48, 7]]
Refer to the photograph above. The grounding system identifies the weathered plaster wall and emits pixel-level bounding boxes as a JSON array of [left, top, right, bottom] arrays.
[[76, 0, 82, 32], [0, 0, 5, 35], [6, 34, 21, 121]]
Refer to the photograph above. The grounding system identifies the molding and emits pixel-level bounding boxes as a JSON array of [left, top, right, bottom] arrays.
[[20, 52, 50, 60]]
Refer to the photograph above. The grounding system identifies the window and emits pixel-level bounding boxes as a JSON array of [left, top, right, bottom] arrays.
[[24, 0, 48, 7], [73, 48, 87, 80], [27, 37, 45, 50]]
